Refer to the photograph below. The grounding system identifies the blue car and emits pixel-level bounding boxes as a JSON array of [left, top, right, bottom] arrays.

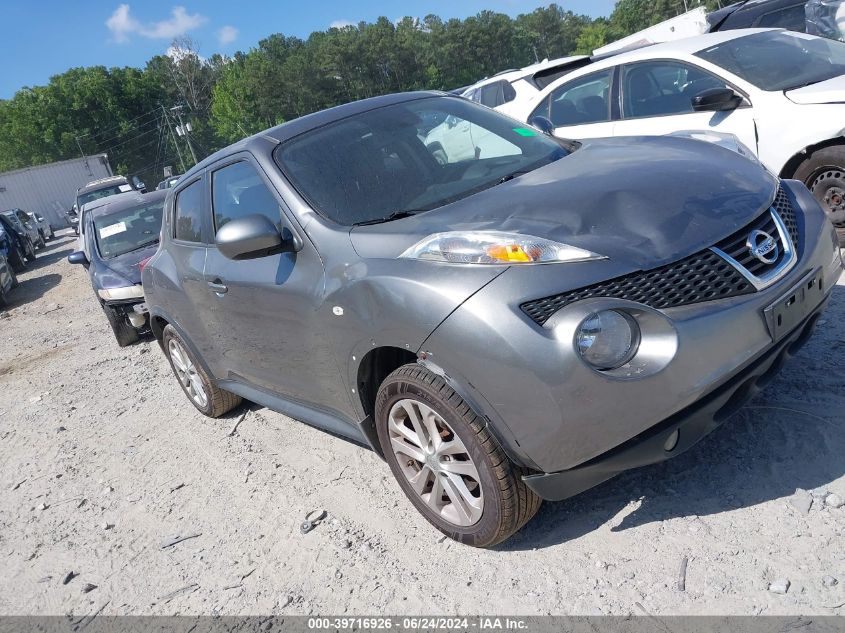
[[68, 189, 166, 346]]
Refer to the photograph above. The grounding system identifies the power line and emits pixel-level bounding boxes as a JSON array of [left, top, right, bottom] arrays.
[[98, 122, 162, 156], [84, 114, 162, 149], [76, 107, 162, 142]]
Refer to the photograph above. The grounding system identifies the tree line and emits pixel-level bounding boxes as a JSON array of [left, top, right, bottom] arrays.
[[0, 1, 721, 185]]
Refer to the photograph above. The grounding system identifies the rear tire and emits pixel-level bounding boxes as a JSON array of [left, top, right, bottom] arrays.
[[9, 268, 18, 289], [161, 324, 241, 418], [793, 146, 845, 246], [36, 231, 46, 248], [24, 240, 36, 262], [375, 364, 541, 548], [104, 305, 139, 347]]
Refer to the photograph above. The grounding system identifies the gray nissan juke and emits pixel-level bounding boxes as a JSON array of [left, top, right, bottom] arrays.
[[142, 92, 843, 547]]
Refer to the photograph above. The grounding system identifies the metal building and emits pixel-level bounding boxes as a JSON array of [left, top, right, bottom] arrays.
[[0, 154, 113, 228]]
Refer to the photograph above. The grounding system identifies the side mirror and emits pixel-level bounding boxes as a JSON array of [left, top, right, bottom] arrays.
[[528, 115, 556, 136], [67, 251, 89, 268], [692, 87, 743, 112], [132, 176, 147, 192], [215, 214, 297, 260]]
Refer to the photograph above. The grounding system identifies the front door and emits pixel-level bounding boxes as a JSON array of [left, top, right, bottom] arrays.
[[612, 60, 758, 152], [200, 158, 350, 417]]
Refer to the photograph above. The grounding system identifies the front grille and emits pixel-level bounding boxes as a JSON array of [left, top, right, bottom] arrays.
[[521, 250, 755, 325], [772, 186, 799, 247], [520, 185, 800, 326]]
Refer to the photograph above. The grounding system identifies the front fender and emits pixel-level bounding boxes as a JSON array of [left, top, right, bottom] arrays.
[[323, 258, 509, 419]]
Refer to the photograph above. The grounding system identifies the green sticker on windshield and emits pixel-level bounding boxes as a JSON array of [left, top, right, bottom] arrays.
[[512, 127, 537, 137]]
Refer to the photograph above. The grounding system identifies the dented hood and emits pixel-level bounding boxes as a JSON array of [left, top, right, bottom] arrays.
[[351, 136, 777, 269], [94, 242, 159, 289]]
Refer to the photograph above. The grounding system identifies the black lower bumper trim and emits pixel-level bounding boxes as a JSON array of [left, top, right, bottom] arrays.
[[523, 294, 830, 502]]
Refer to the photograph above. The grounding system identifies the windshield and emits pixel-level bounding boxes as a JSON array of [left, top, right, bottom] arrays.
[[695, 31, 845, 91], [78, 184, 132, 209], [93, 200, 164, 259], [275, 96, 571, 226]]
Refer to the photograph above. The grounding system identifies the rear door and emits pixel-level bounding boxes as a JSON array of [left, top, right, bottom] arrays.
[[612, 60, 758, 152], [167, 175, 213, 358], [529, 68, 617, 140]]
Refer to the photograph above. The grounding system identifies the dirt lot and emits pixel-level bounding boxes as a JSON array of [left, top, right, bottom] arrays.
[[0, 230, 844, 617]]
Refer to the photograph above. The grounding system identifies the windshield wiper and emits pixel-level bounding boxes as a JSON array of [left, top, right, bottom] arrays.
[[497, 170, 531, 185], [353, 209, 425, 226]]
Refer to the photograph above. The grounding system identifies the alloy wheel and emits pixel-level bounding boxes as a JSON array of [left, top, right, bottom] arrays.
[[387, 398, 483, 527], [168, 339, 208, 408]]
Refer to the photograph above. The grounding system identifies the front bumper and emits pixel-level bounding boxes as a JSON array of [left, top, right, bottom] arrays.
[[104, 298, 149, 330], [422, 181, 842, 475], [522, 293, 828, 500]]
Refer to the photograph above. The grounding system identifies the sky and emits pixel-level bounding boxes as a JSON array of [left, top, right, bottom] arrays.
[[0, 1, 617, 98]]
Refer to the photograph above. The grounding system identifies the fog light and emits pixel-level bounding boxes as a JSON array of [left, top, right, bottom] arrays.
[[664, 429, 680, 452], [576, 310, 640, 370]]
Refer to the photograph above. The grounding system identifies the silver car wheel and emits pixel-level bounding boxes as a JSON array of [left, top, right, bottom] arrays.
[[388, 398, 484, 527], [168, 339, 208, 408]]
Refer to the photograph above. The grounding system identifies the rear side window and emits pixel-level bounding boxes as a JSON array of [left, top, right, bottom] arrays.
[[212, 161, 282, 231], [174, 180, 204, 242], [533, 69, 613, 127], [477, 80, 516, 108]]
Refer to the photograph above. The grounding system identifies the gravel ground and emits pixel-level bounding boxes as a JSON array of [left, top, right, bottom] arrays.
[[1, 230, 844, 617]]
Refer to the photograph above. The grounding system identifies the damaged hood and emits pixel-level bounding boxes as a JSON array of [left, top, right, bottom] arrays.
[[351, 136, 777, 269], [94, 242, 158, 289], [785, 74, 845, 104]]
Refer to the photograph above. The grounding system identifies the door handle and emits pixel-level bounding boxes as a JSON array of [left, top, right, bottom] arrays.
[[207, 280, 228, 294]]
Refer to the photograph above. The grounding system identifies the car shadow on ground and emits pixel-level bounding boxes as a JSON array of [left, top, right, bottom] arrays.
[[6, 272, 63, 308], [26, 238, 76, 271], [500, 282, 845, 552]]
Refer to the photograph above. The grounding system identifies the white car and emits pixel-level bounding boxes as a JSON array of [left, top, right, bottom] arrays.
[[512, 28, 845, 242], [460, 55, 589, 118]]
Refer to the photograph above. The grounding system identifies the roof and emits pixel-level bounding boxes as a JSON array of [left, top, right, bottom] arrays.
[[180, 91, 445, 181], [570, 27, 777, 71], [463, 55, 589, 91], [90, 189, 167, 220], [80, 190, 138, 215], [78, 175, 130, 195]]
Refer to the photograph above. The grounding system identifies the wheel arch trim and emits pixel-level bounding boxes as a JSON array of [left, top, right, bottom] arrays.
[[779, 135, 845, 180]]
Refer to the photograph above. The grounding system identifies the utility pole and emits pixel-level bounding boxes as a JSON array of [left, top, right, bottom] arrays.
[[171, 105, 198, 165], [161, 105, 187, 174]]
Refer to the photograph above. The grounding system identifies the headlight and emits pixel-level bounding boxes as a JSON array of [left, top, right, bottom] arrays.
[[98, 285, 144, 300], [576, 310, 640, 370], [399, 231, 606, 264], [669, 130, 759, 164]]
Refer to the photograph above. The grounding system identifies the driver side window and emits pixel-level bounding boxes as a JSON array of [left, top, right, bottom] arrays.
[[622, 61, 731, 119], [212, 161, 282, 231]]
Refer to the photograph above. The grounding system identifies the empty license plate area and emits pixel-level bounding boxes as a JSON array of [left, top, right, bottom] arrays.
[[764, 268, 824, 343]]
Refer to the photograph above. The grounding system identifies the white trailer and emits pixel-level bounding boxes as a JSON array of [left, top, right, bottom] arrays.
[[594, 7, 710, 57], [0, 154, 113, 228]]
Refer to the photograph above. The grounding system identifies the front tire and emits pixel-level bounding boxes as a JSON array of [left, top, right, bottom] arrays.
[[793, 146, 845, 246], [375, 364, 541, 548], [104, 305, 139, 347], [24, 240, 36, 262], [161, 324, 241, 417], [9, 246, 26, 272]]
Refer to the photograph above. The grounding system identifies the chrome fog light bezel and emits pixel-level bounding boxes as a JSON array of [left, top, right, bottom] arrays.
[[546, 298, 679, 380]]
